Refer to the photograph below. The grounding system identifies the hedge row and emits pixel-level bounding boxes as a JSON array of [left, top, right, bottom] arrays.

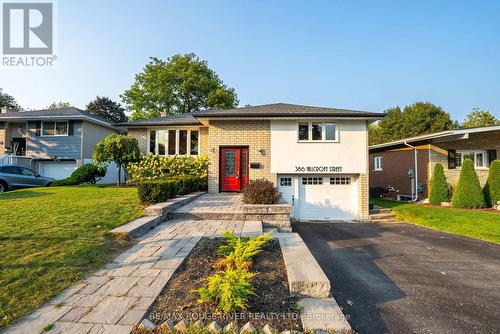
[[137, 175, 207, 204], [52, 163, 107, 186]]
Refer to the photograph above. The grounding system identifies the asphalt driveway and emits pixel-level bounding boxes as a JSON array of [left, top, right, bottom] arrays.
[[294, 222, 500, 334]]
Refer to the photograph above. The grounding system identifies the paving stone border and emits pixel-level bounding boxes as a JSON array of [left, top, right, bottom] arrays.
[[243, 204, 292, 231]]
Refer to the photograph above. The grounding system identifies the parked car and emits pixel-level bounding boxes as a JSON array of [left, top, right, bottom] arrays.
[[0, 164, 54, 193]]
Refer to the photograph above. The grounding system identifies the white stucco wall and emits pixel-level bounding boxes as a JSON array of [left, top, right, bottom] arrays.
[[270, 119, 367, 174]]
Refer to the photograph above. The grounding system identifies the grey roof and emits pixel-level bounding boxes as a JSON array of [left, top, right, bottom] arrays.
[[0, 107, 114, 127], [117, 113, 202, 127], [193, 103, 384, 118]]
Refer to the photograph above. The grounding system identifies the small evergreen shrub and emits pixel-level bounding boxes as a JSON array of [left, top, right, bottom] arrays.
[[242, 179, 282, 204], [483, 160, 500, 207], [215, 232, 272, 270], [137, 175, 206, 204], [428, 163, 449, 205], [52, 163, 106, 186], [451, 159, 486, 208]]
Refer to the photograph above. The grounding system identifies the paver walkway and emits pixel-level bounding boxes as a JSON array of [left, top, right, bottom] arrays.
[[174, 193, 244, 215], [3, 219, 254, 334]]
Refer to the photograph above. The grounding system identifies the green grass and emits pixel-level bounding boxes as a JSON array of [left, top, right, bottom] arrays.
[[0, 185, 143, 328], [371, 198, 500, 244]]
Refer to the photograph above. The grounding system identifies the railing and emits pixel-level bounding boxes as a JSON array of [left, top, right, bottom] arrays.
[[0, 154, 34, 168]]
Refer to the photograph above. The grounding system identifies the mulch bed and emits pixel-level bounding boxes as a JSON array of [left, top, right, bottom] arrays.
[[144, 238, 302, 331]]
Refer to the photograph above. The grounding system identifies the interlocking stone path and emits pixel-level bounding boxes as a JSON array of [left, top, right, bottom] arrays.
[[174, 193, 244, 215], [4, 219, 252, 334]]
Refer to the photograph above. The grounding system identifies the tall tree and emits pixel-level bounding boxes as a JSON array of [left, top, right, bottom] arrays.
[[0, 89, 21, 111], [86, 96, 128, 123], [372, 102, 454, 144], [461, 108, 499, 128], [46, 101, 71, 109], [121, 54, 239, 120]]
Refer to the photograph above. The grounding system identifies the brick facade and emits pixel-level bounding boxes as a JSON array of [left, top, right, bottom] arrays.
[[207, 120, 275, 193], [128, 128, 148, 155]]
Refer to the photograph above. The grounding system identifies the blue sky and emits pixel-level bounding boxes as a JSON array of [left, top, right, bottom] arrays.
[[2, 0, 500, 121]]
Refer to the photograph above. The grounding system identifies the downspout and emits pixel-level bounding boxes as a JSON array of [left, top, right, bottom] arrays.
[[404, 141, 418, 201]]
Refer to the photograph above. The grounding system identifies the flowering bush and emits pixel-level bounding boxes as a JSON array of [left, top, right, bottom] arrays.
[[127, 154, 208, 182]]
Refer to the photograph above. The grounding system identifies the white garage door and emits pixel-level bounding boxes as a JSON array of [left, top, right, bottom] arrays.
[[40, 161, 78, 180], [298, 175, 357, 221]]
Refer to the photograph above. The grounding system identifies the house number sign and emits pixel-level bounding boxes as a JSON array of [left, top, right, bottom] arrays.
[[295, 166, 342, 172]]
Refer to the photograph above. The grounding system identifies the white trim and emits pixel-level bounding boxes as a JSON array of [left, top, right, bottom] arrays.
[[0, 115, 116, 129], [147, 128, 200, 157], [455, 150, 489, 169], [373, 155, 383, 171], [297, 120, 340, 143], [41, 121, 69, 137]]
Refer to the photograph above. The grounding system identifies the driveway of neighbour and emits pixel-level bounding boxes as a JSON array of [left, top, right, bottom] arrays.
[[294, 222, 500, 334]]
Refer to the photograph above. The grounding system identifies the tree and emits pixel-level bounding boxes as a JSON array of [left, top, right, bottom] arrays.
[[483, 160, 500, 207], [368, 123, 383, 145], [461, 108, 499, 128], [0, 89, 21, 111], [86, 96, 128, 123], [121, 53, 239, 120], [451, 159, 486, 208], [46, 101, 71, 109], [93, 134, 141, 185], [372, 102, 454, 144], [428, 163, 449, 205]]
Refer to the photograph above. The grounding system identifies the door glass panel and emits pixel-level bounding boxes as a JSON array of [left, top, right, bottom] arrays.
[[190, 131, 199, 155], [224, 151, 236, 176], [168, 130, 176, 155], [158, 130, 166, 155], [179, 130, 188, 155], [241, 150, 247, 176], [312, 123, 322, 140]]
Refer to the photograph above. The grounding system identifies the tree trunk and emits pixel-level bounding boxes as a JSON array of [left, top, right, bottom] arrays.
[[117, 164, 121, 186]]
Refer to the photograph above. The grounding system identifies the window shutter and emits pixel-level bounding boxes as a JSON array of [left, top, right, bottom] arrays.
[[448, 149, 456, 169], [488, 150, 497, 165], [68, 121, 74, 136]]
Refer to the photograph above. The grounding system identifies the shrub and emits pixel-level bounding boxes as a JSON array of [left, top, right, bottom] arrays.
[[52, 163, 107, 186], [137, 175, 206, 204], [451, 159, 486, 208], [128, 154, 208, 182], [428, 163, 449, 204], [242, 179, 282, 204], [215, 232, 272, 270], [483, 160, 500, 207], [196, 267, 256, 313]]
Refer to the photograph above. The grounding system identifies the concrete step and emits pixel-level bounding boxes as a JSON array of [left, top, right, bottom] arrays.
[[370, 218, 398, 223], [144, 192, 205, 216], [299, 297, 352, 332], [277, 233, 330, 298], [369, 213, 395, 220], [369, 207, 392, 214], [110, 215, 164, 239]]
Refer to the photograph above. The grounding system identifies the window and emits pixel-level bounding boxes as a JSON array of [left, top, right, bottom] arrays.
[[168, 130, 176, 155], [302, 177, 323, 185], [179, 130, 188, 155], [298, 123, 309, 141], [0, 166, 21, 174], [374, 156, 383, 171], [456, 150, 488, 168], [280, 177, 292, 186], [298, 121, 337, 142], [42, 121, 68, 136], [149, 131, 156, 154], [190, 131, 199, 155], [330, 176, 351, 185], [241, 149, 247, 176], [158, 130, 166, 155]]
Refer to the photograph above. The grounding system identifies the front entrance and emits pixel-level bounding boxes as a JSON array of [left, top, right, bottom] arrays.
[[220, 147, 248, 192], [12, 138, 26, 156]]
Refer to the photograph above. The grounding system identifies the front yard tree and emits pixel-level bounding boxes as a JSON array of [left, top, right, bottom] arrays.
[[461, 108, 499, 128], [0, 89, 21, 111], [86, 96, 128, 123], [451, 159, 486, 208], [93, 134, 141, 185], [121, 53, 239, 120], [429, 163, 449, 205], [483, 160, 500, 207]]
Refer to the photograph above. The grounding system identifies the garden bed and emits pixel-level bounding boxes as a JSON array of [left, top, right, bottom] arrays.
[[142, 238, 302, 331]]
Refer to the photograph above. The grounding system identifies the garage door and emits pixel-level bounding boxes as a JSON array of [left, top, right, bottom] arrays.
[[298, 175, 357, 221], [40, 161, 78, 180]]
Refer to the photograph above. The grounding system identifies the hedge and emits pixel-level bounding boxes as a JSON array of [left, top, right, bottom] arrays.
[[128, 154, 208, 182], [451, 159, 486, 208], [483, 160, 500, 207], [428, 163, 449, 205], [52, 163, 107, 186], [137, 175, 207, 205]]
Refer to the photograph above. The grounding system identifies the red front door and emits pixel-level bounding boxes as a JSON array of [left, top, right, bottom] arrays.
[[220, 147, 249, 192]]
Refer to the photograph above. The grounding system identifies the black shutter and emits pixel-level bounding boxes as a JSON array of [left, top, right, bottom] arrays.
[[68, 121, 74, 136], [448, 149, 456, 169], [488, 150, 497, 165]]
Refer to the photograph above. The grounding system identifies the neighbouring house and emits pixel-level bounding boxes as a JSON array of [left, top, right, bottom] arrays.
[[120, 103, 384, 221], [0, 107, 118, 180], [369, 125, 500, 201]]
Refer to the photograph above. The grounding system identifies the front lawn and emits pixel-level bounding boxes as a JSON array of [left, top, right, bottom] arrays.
[[0, 185, 143, 328], [371, 198, 500, 244]]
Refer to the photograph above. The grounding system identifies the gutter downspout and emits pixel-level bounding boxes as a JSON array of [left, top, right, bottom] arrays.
[[404, 141, 418, 201]]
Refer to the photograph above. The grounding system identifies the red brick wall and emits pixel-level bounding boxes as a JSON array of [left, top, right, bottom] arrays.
[[369, 146, 429, 199]]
